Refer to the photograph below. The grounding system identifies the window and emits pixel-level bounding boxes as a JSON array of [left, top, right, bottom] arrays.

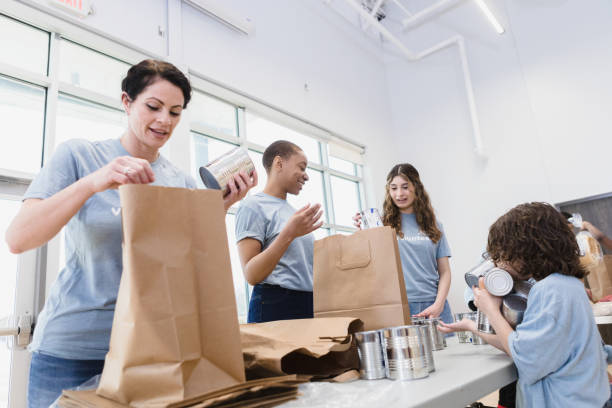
[[330, 176, 361, 228], [245, 112, 321, 164], [55, 94, 126, 147], [0, 15, 51, 407], [0, 13, 367, 362], [0, 199, 21, 408], [0, 14, 49, 75], [328, 144, 357, 175], [0, 76, 46, 174], [59, 40, 130, 99], [190, 91, 237, 138], [248, 150, 266, 194], [287, 169, 328, 223], [224, 214, 249, 320], [189, 79, 366, 322]]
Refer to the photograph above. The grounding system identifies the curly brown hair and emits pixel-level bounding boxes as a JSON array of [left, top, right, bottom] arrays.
[[382, 164, 441, 243], [487, 202, 586, 281]]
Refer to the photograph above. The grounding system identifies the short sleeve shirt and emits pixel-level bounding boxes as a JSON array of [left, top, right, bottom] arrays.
[[397, 213, 451, 301], [25, 138, 196, 360], [235, 192, 314, 291]]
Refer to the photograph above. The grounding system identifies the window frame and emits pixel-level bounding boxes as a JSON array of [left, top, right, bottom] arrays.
[[0, 10, 148, 407], [0, 5, 370, 403], [188, 75, 367, 321]]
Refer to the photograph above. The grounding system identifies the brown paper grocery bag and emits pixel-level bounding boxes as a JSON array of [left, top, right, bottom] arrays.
[[97, 185, 245, 407], [585, 260, 612, 301], [240, 317, 362, 380], [313, 227, 410, 330]]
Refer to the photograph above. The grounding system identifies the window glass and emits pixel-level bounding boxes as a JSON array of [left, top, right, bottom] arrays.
[[189, 91, 237, 138], [287, 169, 328, 223], [328, 146, 356, 175], [245, 112, 320, 164], [0, 75, 46, 174], [59, 40, 130, 99], [312, 228, 330, 240], [225, 214, 248, 323], [0, 199, 21, 408], [330, 176, 361, 227], [55, 94, 126, 148], [0, 15, 49, 75], [248, 150, 266, 194]]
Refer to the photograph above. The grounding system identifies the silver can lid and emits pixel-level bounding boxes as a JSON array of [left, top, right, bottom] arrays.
[[483, 268, 514, 296]]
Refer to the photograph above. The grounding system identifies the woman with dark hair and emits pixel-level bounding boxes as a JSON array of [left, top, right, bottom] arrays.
[[235, 140, 323, 323], [439, 203, 609, 407], [5, 59, 255, 407], [354, 163, 453, 323]]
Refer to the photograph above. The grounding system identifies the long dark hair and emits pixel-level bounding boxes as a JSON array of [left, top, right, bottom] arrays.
[[382, 164, 441, 242], [487, 202, 586, 280]]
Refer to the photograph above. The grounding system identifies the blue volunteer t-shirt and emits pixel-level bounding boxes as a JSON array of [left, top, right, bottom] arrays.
[[24, 138, 196, 360], [509, 273, 609, 407], [397, 213, 451, 301], [235, 192, 314, 292]]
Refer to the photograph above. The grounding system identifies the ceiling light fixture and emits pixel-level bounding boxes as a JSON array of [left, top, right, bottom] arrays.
[[473, 0, 504, 34]]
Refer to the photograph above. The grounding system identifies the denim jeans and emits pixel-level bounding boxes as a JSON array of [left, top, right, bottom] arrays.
[[28, 352, 104, 408], [409, 299, 454, 324], [247, 284, 313, 323]]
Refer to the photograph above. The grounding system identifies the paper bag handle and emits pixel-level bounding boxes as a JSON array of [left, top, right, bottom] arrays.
[[335, 235, 372, 270]]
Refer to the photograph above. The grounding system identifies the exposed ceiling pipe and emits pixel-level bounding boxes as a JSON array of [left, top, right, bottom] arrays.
[[362, 0, 385, 30], [402, 0, 462, 30], [474, 0, 505, 34], [327, 0, 487, 158], [388, 0, 412, 17], [416, 36, 485, 157], [341, 0, 417, 60]]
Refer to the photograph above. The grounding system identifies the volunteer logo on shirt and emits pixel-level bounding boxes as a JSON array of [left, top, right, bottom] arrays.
[[111, 207, 121, 216], [399, 231, 431, 242]]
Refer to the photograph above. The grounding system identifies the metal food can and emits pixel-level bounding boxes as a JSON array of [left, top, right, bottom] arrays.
[[415, 325, 435, 372], [355, 330, 386, 380], [454, 312, 473, 343], [380, 325, 429, 381], [413, 318, 446, 350], [467, 312, 487, 345], [482, 268, 514, 297], [464, 259, 495, 287], [502, 293, 527, 329], [476, 310, 495, 334], [199, 146, 255, 195]]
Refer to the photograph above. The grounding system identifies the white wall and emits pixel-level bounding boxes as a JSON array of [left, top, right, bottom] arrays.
[[22, 0, 168, 56], [384, 0, 612, 311], [181, 0, 398, 205]]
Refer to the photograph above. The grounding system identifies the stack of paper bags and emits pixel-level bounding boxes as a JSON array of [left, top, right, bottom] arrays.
[[58, 375, 308, 408]]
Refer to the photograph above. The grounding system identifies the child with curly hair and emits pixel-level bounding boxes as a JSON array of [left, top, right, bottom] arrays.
[[439, 202, 610, 407]]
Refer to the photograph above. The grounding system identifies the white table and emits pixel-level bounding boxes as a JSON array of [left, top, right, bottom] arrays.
[[281, 337, 517, 408], [596, 315, 612, 325]]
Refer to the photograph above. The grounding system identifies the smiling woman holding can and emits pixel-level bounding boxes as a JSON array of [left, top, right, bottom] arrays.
[[235, 140, 323, 323]]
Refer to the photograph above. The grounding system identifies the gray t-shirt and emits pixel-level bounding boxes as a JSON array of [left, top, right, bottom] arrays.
[[398, 213, 451, 302], [235, 192, 314, 292], [24, 138, 196, 360]]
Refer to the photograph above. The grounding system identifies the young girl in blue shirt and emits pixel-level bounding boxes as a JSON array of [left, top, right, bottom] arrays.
[[355, 164, 453, 323]]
